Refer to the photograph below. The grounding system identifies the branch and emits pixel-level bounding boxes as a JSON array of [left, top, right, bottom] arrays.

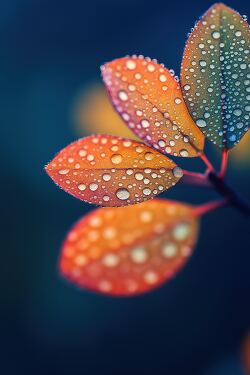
[[208, 172, 250, 216], [219, 149, 228, 178]]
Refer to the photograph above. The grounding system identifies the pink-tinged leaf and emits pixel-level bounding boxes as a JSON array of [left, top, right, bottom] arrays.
[[60, 199, 199, 296], [101, 56, 204, 157], [45, 135, 183, 207]]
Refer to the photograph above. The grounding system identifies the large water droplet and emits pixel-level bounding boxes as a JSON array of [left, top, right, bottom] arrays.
[[116, 188, 130, 200], [212, 31, 220, 39], [196, 119, 207, 127], [111, 154, 123, 164], [126, 60, 136, 70], [199, 60, 207, 67], [118, 90, 128, 101], [173, 167, 183, 178]]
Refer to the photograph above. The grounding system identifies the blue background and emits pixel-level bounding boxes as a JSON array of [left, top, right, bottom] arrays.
[[1, 0, 250, 374]]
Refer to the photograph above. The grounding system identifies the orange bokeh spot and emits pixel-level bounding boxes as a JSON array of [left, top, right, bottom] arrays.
[[73, 84, 138, 139], [242, 332, 250, 374], [231, 131, 250, 166]]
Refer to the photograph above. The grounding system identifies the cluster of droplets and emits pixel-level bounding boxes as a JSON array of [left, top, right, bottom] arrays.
[[60, 201, 197, 295], [181, 4, 250, 149], [47, 135, 182, 207], [101, 55, 204, 157]]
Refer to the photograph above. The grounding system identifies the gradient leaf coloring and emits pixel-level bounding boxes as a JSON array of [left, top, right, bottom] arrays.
[[46, 135, 183, 207], [181, 3, 250, 149], [102, 56, 204, 157], [45, 3, 250, 297], [60, 200, 199, 296]]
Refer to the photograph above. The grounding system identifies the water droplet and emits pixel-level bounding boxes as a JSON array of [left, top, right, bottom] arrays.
[[143, 188, 151, 196], [102, 174, 111, 181], [162, 243, 177, 258], [116, 188, 130, 200], [158, 140, 166, 147], [89, 183, 98, 191], [229, 134, 236, 142], [233, 109, 242, 117], [141, 119, 150, 128], [180, 149, 189, 157], [135, 173, 144, 180], [103, 195, 110, 202], [196, 119, 207, 127], [118, 90, 128, 101], [159, 74, 167, 82], [126, 60, 136, 70], [172, 222, 190, 240], [212, 31, 220, 39], [144, 271, 158, 284], [147, 64, 155, 72], [78, 184, 86, 191], [144, 152, 154, 160], [59, 169, 70, 175], [199, 60, 207, 67], [173, 167, 183, 178], [111, 154, 123, 164], [130, 247, 148, 263], [135, 146, 144, 153], [174, 98, 182, 104], [102, 253, 119, 267]]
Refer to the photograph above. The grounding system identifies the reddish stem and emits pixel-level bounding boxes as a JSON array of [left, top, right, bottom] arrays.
[[219, 149, 228, 178], [193, 199, 228, 217], [182, 170, 211, 187], [199, 153, 216, 173]]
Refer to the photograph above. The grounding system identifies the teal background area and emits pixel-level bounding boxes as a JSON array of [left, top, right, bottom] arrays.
[[1, 1, 250, 374]]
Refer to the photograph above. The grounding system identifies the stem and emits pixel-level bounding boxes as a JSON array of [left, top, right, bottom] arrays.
[[193, 199, 228, 216], [219, 149, 228, 178], [200, 153, 216, 173], [208, 172, 250, 216], [181, 170, 211, 187]]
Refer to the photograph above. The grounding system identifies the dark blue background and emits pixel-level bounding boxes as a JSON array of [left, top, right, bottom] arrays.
[[1, 0, 250, 374]]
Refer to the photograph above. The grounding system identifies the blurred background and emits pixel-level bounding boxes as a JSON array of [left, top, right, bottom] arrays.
[[1, 0, 250, 374]]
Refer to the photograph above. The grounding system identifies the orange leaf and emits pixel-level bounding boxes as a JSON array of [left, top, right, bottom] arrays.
[[102, 56, 204, 157], [45, 135, 183, 207], [59, 199, 199, 296]]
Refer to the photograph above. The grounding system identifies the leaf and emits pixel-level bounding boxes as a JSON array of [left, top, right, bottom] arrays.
[[101, 56, 204, 157], [45, 135, 183, 207], [181, 3, 250, 150], [59, 199, 199, 296]]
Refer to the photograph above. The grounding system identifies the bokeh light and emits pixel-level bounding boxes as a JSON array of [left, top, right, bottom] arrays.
[[231, 132, 250, 167], [73, 83, 138, 139], [242, 332, 250, 374]]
